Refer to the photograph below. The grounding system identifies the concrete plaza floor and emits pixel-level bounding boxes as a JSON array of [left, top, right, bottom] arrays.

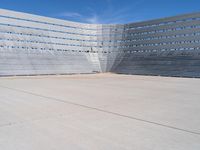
[[0, 73, 199, 150]]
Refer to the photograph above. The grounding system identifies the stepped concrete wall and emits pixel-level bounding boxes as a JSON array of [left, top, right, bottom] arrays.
[[1, 9, 200, 77], [111, 12, 200, 77]]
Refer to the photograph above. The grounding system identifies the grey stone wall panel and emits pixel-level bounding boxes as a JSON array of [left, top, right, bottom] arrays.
[[1, 9, 200, 77]]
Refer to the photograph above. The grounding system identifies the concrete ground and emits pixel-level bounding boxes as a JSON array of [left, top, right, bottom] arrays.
[[0, 73, 199, 150]]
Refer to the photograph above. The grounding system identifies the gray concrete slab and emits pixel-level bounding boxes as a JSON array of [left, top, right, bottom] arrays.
[[0, 73, 200, 150]]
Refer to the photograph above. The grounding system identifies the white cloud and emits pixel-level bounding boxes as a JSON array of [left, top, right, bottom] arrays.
[[84, 14, 100, 24], [59, 12, 82, 18], [54, 0, 145, 24]]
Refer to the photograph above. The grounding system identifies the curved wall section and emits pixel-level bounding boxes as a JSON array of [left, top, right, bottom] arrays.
[[0, 9, 101, 75], [112, 12, 200, 77], [1, 9, 200, 77]]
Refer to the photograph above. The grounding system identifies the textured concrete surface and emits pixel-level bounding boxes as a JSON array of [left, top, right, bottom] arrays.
[[0, 73, 200, 150], [112, 54, 200, 77], [2, 9, 200, 77]]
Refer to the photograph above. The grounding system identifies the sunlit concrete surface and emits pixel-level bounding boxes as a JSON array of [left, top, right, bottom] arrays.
[[0, 73, 200, 150]]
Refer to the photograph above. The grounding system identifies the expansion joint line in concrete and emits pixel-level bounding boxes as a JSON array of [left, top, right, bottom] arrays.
[[0, 84, 199, 136]]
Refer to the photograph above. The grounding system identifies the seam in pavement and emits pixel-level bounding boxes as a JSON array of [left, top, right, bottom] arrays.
[[0, 85, 200, 136]]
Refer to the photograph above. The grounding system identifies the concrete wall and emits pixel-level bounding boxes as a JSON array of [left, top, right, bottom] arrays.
[[111, 12, 200, 77], [1, 9, 200, 77], [0, 9, 101, 75]]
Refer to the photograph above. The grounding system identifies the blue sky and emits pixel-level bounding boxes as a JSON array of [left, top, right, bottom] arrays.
[[1, 0, 200, 24]]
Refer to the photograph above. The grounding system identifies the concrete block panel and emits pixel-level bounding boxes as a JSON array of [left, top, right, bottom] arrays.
[[1, 8, 200, 77]]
